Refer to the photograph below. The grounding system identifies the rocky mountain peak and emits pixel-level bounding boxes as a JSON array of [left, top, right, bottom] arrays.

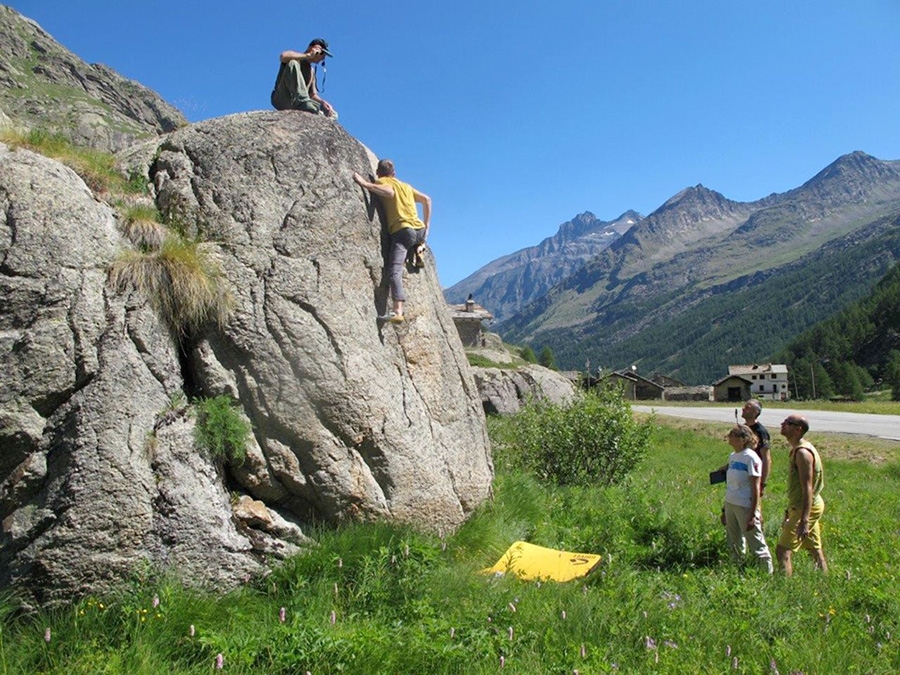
[[802, 151, 900, 190], [657, 184, 735, 214]]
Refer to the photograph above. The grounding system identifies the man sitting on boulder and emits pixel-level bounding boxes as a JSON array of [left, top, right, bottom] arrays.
[[271, 38, 337, 118], [353, 160, 431, 323]]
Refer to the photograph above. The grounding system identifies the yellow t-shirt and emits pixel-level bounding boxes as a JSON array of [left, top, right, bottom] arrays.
[[376, 177, 425, 234]]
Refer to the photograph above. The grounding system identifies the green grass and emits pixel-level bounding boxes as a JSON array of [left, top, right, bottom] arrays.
[[2, 417, 899, 673]]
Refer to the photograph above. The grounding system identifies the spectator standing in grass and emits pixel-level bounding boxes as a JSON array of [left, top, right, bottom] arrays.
[[776, 415, 828, 575], [717, 424, 773, 573], [352, 159, 431, 323], [742, 399, 772, 496]]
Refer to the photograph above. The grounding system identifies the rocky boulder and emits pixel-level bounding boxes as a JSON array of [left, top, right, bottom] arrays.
[[0, 144, 263, 605], [472, 364, 576, 415], [1, 111, 493, 604], [141, 111, 493, 528]]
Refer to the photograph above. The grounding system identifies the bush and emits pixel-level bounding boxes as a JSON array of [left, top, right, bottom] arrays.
[[194, 395, 252, 463], [508, 385, 652, 487]]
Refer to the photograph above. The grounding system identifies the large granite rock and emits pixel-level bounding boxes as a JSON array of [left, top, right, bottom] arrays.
[[0, 144, 262, 605], [142, 111, 493, 528], [0, 5, 186, 152], [472, 364, 576, 415], [1, 111, 493, 604]]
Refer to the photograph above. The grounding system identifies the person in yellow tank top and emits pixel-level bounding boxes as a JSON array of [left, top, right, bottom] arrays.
[[776, 415, 827, 575], [352, 159, 431, 322]]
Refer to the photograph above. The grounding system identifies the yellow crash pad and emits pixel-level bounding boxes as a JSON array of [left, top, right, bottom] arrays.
[[483, 541, 602, 582]]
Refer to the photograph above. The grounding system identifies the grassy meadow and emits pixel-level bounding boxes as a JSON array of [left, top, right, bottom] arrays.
[[2, 411, 899, 674]]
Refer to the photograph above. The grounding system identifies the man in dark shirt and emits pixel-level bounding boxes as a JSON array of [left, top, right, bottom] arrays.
[[742, 399, 771, 496]]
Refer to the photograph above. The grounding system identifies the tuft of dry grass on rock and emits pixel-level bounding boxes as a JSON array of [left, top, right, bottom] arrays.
[[108, 236, 232, 336], [119, 203, 168, 251]]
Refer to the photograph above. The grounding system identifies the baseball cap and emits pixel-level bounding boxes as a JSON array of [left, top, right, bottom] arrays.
[[310, 38, 333, 57]]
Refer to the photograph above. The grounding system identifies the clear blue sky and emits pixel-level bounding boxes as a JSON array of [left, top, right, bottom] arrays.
[[9, 1, 900, 287]]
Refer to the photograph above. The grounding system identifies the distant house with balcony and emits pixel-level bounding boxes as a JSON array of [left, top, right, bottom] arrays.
[[713, 363, 789, 402]]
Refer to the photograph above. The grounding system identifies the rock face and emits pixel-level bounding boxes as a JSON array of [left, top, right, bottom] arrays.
[[472, 365, 575, 415], [145, 111, 493, 528], [1, 111, 493, 604], [0, 5, 187, 151]]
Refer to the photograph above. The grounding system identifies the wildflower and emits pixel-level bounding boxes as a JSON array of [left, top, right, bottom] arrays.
[[337, 557, 343, 568], [215, 653, 224, 670], [508, 602, 516, 613], [279, 607, 286, 623], [561, 610, 567, 620], [450, 627, 455, 638], [580, 643, 587, 658], [441, 541, 447, 552], [500, 655, 506, 668], [189, 625, 195, 637], [152, 594, 160, 609], [333, 583, 339, 597], [644, 636, 657, 650], [845, 570, 851, 580], [508, 626, 514, 641], [330, 610, 336, 625], [664, 640, 678, 649], [726, 645, 732, 657], [404, 544, 410, 557], [44, 627, 51, 643], [732, 657, 739, 669], [770, 658, 780, 674]]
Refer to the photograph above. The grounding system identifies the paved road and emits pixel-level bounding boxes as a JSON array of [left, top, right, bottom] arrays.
[[632, 405, 900, 441]]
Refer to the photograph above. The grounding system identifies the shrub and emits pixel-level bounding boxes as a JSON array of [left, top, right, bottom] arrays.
[[194, 395, 252, 463], [508, 384, 652, 487]]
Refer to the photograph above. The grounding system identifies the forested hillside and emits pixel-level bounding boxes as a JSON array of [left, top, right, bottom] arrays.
[[775, 257, 900, 400]]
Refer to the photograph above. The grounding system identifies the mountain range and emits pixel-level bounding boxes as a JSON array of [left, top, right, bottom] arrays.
[[444, 210, 642, 322], [447, 151, 900, 384]]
